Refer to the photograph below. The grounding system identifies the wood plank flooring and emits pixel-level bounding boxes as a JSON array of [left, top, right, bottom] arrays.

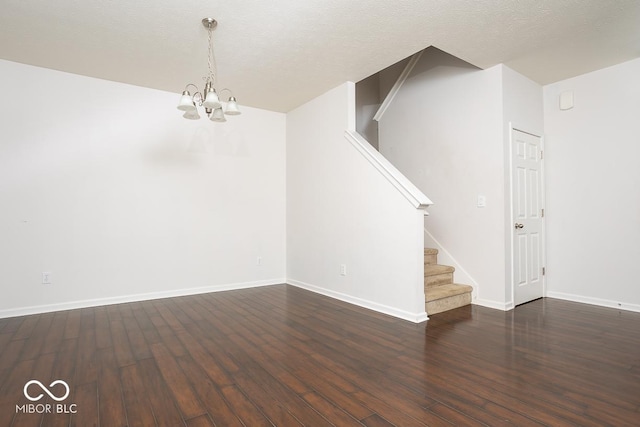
[[1, 285, 639, 426]]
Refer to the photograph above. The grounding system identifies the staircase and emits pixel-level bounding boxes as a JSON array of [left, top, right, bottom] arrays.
[[424, 248, 473, 315]]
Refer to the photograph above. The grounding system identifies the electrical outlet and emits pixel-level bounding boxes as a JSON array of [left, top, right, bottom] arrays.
[[42, 272, 52, 284], [257, 256, 262, 266], [340, 264, 347, 276]]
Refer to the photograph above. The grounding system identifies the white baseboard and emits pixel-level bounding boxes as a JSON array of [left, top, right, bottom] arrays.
[[288, 279, 428, 323], [546, 291, 640, 313], [1, 277, 439, 323], [0, 278, 286, 319], [473, 298, 514, 311]]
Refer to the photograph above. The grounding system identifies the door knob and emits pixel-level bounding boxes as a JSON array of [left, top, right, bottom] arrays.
[[515, 223, 524, 229]]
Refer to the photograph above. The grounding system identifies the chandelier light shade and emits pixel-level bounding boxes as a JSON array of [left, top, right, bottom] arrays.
[[183, 108, 201, 120], [177, 18, 241, 121], [224, 97, 241, 115], [177, 91, 197, 111], [210, 108, 226, 122]]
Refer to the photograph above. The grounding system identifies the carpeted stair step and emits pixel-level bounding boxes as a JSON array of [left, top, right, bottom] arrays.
[[425, 283, 473, 315], [424, 248, 438, 265], [424, 264, 454, 288]]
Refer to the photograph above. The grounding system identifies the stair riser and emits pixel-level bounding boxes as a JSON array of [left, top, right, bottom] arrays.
[[424, 273, 453, 287], [424, 254, 438, 265], [426, 292, 472, 315]]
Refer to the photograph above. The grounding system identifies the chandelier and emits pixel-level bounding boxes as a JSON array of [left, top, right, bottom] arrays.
[[177, 18, 241, 122]]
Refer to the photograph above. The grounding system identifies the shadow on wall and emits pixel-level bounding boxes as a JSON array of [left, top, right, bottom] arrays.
[[145, 122, 249, 166]]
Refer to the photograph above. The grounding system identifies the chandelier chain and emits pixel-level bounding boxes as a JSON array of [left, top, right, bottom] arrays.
[[206, 27, 217, 84]]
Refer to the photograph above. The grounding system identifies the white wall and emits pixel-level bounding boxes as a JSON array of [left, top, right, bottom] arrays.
[[501, 65, 544, 304], [0, 60, 286, 317], [378, 48, 508, 308], [287, 82, 427, 322], [543, 58, 640, 311]]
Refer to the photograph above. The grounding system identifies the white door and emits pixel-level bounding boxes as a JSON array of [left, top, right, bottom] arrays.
[[512, 129, 544, 305]]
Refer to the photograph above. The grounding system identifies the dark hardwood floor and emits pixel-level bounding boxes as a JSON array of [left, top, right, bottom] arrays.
[[0, 285, 639, 426]]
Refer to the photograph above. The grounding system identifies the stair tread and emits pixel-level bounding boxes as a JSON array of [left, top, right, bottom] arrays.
[[426, 283, 473, 302], [424, 264, 454, 275], [424, 248, 438, 255]]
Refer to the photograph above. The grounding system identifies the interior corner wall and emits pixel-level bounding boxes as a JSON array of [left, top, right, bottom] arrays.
[[355, 73, 380, 149], [0, 59, 286, 317], [501, 65, 544, 304], [378, 49, 508, 307], [543, 58, 640, 311], [286, 82, 426, 321]]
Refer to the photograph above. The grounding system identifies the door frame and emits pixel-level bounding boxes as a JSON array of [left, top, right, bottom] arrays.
[[507, 123, 546, 308]]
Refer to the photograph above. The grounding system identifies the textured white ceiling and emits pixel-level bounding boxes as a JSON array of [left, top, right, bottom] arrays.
[[1, 0, 639, 112]]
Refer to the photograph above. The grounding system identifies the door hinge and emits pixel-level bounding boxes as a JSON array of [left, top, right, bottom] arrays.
[[540, 150, 544, 160], [541, 208, 545, 217], [542, 267, 546, 275]]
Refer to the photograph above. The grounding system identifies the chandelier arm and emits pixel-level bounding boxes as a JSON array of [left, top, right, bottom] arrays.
[[192, 92, 204, 105], [184, 83, 199, 92], [219, 88, 233, 99]]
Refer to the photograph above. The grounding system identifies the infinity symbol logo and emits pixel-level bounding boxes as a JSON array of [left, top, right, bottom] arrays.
[[23, 380, 70, 402]]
